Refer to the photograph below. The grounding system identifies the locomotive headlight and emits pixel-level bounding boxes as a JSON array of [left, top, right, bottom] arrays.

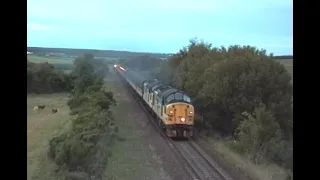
[[189, 111, 193, 114], [181, 117, 185, 122]]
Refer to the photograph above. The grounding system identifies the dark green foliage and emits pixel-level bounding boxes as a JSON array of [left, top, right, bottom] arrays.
[[27, 60, 72, 93], [151, 60, 173, 84], [198, 56, 292, 135], [48, 54, 117, 179], [152, 39, 293, 171]]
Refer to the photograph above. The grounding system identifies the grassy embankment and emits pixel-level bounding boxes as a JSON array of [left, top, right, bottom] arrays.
[[27, 93, 72, 180], [103, 70, 170, 180]]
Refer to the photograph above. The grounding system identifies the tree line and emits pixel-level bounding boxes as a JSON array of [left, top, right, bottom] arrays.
[[27, 54, 118, 179], [27, 60, 72, 93], [273, 55, 293, 60], [122, 40, 293, 173], [28, 47, 170, 59]]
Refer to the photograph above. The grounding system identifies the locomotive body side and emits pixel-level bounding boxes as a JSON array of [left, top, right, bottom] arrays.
[[125, 70, 145, 97]]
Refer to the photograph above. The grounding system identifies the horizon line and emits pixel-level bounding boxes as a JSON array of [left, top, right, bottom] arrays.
[[27, 46, 293, 56]]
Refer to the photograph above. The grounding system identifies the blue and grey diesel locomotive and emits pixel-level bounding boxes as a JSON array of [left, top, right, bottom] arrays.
[[114, 64, 195, 138]]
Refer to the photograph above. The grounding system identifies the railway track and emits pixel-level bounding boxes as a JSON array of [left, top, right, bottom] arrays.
[[173, 140, 234, 180], [116, 72, 234, 180]]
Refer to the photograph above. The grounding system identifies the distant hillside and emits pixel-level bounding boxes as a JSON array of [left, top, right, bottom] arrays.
[[273, 55, 293, 60], [27, 47, 171, 59], [28, 47, 292, 60]]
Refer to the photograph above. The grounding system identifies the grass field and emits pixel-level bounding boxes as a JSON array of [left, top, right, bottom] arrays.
[[276, 59, 293, 80], [27, 55, 73, 65], [27, 93, 72, 180]]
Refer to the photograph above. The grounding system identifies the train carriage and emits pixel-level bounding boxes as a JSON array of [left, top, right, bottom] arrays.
[[125, 70, 147, 97], [143, 79, 161, 109]]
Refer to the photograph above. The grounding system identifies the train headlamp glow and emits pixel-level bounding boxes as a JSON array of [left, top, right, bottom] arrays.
[[189, 111, 193, 114], [181, 117, 185, 122]]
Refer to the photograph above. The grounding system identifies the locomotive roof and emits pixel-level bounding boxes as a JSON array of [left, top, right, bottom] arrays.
[[154, 84, 171, 94], [158, 88, 178, 97], [145, 79, 161, 89], [151, 83, 164, 91], [158, 87, 190, 99], [153, 84, 171, 92], [124, 69, 190, 100]]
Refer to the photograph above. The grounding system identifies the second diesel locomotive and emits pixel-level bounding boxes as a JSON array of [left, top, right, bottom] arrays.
[[114, 64, 195, 138]]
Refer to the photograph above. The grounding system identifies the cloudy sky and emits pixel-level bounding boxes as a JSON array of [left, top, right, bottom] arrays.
[[27, 0, 293, 55]]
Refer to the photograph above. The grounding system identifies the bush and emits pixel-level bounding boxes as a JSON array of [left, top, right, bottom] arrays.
[[48, 54, 117, 179], [235, 105, 282, 163], [27, 60, 72, 93], [233, 105, 292, 170]]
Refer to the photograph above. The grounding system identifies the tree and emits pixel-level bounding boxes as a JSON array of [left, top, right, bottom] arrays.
[[235, 105, 282, 164], [27, 60, 71, 93], [152, 40, 293, 169]]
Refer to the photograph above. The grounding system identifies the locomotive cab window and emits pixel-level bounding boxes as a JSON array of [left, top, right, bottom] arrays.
[[174, 92, 183, 100], [183, 94, 191, 103], [165, 94, 174, 104], [164, 92, 192, 104]]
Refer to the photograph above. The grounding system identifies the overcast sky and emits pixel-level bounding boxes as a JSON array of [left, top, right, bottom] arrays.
[[27, 0, 293, 55]]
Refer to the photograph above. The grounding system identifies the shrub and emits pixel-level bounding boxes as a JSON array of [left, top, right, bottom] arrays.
[[48, 54, 117, 179], [27, 60, 72, 93]]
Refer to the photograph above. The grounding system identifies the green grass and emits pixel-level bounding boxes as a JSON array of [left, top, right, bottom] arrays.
[[103, 73, 167, 180], [28, 55, 74, 70], [27, 55, 73, 65], [27, 93, 72, 180], [201, 135, 290, 180]]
